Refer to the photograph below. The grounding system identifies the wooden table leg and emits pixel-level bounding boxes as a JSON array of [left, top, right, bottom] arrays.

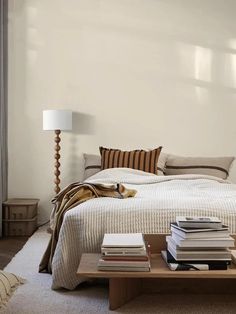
[[109, 278, 142, 310]]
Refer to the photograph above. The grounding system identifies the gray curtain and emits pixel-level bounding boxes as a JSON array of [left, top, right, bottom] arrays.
[[0, 0, 8, 237]]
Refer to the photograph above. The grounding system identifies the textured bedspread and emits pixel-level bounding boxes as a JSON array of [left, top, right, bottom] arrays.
[[51, 168, 236, 290]]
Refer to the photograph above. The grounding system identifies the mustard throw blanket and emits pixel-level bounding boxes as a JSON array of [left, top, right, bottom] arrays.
[[39, 182, 136, 273]]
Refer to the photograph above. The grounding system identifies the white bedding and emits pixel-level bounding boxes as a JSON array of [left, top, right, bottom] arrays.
[[51, 168, 236, 290]]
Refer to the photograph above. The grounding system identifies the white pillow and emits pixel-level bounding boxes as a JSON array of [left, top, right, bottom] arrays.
[[165, 154, 234, 179]]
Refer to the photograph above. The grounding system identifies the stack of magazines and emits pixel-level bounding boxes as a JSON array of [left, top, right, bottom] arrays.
[[162, 216, 234, 271], [98, 233, 150, 272]]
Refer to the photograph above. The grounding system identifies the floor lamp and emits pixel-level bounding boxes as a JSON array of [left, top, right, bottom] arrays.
[[43, 109, 72, 194]]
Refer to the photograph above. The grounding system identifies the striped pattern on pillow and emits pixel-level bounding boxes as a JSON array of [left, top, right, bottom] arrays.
[[83, 153, 167, 179], [99, 147, 162, 174]]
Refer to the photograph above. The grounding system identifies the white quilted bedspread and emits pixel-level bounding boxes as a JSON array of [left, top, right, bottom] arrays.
[[51, 168, 236, 290]]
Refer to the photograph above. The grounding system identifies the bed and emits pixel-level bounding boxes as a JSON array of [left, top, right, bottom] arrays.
[[51, 167, 236, 290]]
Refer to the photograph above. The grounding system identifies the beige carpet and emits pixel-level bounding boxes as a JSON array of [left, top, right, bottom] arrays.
[[1, 227, 236, 314]]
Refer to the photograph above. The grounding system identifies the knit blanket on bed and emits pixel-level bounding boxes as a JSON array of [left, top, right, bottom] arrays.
[[39, 182, 136, 273], [50, 168, 236, 290]]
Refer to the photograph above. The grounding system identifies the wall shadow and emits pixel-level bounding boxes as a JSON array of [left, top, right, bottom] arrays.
[[65, 111, 96, 183], [72, 111, 96, 135]]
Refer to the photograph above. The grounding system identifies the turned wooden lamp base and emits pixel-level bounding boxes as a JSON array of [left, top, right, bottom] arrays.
[[54, 130, 61, 194], [43, 109, 72, 195]]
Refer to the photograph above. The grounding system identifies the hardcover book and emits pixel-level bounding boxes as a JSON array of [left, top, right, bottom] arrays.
[[171, 223, 229, 239], [161, 250, 229, 271], [176, 216, 222, 229], [102, 233, 145, 248], [98, 258, 150, 268], [97, 266, 150, 272], [102, 255, 149, 261], [98, 233, 150, 272], [167, 237, 232, 261], [171, 233, 234, 248], [101, 247, 147, 256]]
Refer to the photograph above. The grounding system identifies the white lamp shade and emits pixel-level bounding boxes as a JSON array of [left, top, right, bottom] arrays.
[[43, 110, 72, 131]]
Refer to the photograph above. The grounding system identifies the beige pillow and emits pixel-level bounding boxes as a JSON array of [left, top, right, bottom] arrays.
[[165, 155, 234, 179], [0, 270, 25, 308], [158, 152, 168, 175], [83, 154, 101, 180]]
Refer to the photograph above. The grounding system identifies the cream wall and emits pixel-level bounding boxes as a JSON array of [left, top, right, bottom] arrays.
[[8, 0, 236, 223]]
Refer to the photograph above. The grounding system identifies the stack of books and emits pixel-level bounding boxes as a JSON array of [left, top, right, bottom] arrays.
[[97, 233, 150, 272], [162, 216, 234, 271]]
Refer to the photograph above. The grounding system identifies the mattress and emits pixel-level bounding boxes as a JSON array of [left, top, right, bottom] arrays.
[[51, 168, 236, 290]]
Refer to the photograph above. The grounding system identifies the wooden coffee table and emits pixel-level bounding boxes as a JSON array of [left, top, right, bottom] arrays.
[[77, 234, 236, 310]]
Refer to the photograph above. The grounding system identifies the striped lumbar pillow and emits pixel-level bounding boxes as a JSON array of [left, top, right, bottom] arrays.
[[84, 152, 167, 179], [99, 146, 162, 174], [165, 155, 234, 179], [0, 270, 25, 307]]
